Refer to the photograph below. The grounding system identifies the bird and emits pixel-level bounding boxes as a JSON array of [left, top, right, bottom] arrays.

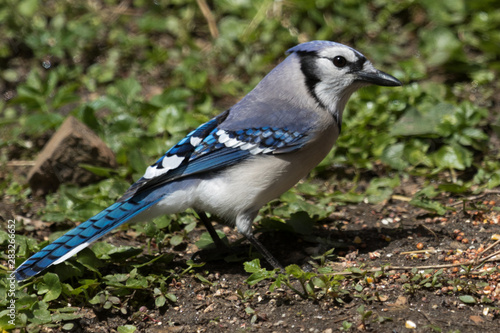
[[14, 40, 401, 281]]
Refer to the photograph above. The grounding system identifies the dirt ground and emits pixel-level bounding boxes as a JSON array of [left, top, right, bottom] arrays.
[[6, 173, 500, 333]]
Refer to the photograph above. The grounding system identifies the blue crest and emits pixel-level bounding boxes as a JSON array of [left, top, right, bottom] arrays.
[[286, 40, 343, 54]]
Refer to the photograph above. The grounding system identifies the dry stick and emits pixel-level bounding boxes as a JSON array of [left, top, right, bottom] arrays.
[[416, 309, 434, 325], [6, 161, 35, 167], [477, 249, 500, 263], [419, 224, 438, 240], [449, 189, 500, 207], [479, 239, 500, 258], [108, 0, 132, 23], [323, 257, 500, 277], [471, 239, 500, 266], [329, 234, 500, 277], [321, 232, 500, 278], [197, 0, 219, 38], [391, 194, 412, 202], [400, 249, 437, 255]]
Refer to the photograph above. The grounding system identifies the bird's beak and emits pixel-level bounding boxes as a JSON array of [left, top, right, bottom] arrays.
[[356, 69, 402, 87]]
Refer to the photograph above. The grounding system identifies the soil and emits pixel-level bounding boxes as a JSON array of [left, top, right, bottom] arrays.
[[4, 168, 500, 332]]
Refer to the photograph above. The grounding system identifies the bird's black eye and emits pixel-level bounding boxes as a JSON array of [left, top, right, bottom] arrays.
[[332, 56, 347, 68]]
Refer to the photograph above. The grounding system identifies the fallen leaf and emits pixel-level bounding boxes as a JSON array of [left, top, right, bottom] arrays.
[[387, 295, 408, 308], [469, 315, 483, 324]]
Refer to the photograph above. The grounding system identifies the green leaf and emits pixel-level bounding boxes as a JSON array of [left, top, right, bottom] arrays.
[[30, 301, 51, 325], [17, 0, 39, 17], [437, 183, 469, 193], [76, 248, 104, 274], [165, 293, 177, 303], [365, 177, 400, 203], [245, 306, 255, 315], [79, 164, 116, 177], [37, 273, 62, 302], [170, 235, 184, 247], [458, 295, 477, 304], [116, 78, 142, 104], [244, 259, 262, 273], [62, 323, 75, 330], [133, 253, 174, 269], [381, 143, 409, 170], [286, 212, 315, 235], [296, 182, 320, 195], [409, 196, 448, 215], [286, 264, 305, 278], [195, 230, 229, 249], [155, 295, 166, 308], [420, 27, 463, 66], [244, 259, 275, 286], [432, 145, 472, 170], [126, 275, 149, 289], [52, 310, 83, 322], [312, 277, 326, 289], [390, 104, 455, 137], [330, 191, 364, 203], [117, 325, 137, 333]]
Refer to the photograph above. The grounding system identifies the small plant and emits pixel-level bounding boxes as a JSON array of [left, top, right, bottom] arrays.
[[244, 259, 347, 301], [340, 320, 353, 331], [356, 304, 373, 329]]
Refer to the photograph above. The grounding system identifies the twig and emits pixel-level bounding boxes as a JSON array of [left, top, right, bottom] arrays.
[[321, 257, 500, 277], [419, 224, 438, 240], [472, 239, 500, 266], [108, 0, 131, 23], [324, 268, 383, 276], [400, 249, 437, 255], [450, 189, 500, 207], [476, 249, 500, 264], [417, 309, 434, 325], [6, 161, 35, 167], [479, 239, 500, 257], [391, 194, 412, 202], [196, 0, 219, 38], [320, 234, 500, 277], [467, 268, 498, 275]]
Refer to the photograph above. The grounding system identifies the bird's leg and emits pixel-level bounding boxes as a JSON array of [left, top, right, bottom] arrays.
[[196, 211, 228, 250], [194, 211, 284, 271], [245, 233, 284, 271]]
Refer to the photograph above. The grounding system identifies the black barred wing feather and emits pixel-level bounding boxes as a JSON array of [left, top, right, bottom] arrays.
[[119, 112, 309, 201]]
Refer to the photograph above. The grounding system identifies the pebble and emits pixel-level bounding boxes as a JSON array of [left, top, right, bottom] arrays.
[[405, 320, 417, 329]]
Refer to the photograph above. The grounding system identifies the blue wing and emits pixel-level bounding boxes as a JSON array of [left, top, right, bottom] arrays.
[[118, 110, 309, 201], [14, 109, 310, 280]]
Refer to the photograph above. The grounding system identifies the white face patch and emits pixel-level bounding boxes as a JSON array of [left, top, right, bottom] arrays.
[[312, 48, 360, 88], [362, 60, 376, 73], [307, 45, 368, 120], [317, 46, 362, 63]]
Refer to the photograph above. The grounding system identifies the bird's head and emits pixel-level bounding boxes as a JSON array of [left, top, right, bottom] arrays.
[[287, 40, 402, 124]]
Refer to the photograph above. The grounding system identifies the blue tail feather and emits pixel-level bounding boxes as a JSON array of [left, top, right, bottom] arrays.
[[14, 199, 155, 281]]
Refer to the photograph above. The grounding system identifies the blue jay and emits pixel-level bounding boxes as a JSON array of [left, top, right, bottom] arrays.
[[15, 41, 401, 280]]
